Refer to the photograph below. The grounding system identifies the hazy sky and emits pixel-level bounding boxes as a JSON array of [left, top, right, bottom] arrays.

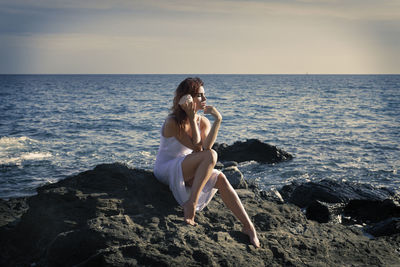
[[0, 0, 399, 74]]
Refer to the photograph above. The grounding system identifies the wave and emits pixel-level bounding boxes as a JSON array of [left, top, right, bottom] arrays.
[[0, 136, 51, 166], [0, 152, 52, 166], [0, 136, 38, 147], [0, 136, 38, 146]]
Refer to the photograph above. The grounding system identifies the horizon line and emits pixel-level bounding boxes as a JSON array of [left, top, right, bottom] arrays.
[[1, 73, 399, 76]]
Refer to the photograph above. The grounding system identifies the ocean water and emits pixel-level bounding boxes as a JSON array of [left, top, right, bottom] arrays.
[[0, 74, 399, 199]]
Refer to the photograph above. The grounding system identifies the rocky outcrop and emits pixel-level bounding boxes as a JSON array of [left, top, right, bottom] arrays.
[[0, 197, 28, 229], [279, 179, 395, 208], [215, 161, 247, 189], [259, 188, 285, 204], [365, 218, 400, 237], [344, 199, 400, 224], [280, 179, 400, 237], [1, 164, 399, 266], [213, 139, 293, 163], [223, 166, 247, 189]]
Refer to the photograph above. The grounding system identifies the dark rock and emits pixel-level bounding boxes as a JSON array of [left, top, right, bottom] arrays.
[[366, 218, 400, 237], [306, 200, 346, 224], [1, 163, 399, 266], [222, 161, 238, 168], [253, 212, 280, 231], [223, 166, 247, 189], [213, 139, 293, 163], [344, 199, 400, 224], [306, 200, 330, 223], [280, 179, 399, 227], [215, 161, 224, 170], [259, 188, 284, 204], [280, 179, 395, 208], [0, 197, 28, 228]]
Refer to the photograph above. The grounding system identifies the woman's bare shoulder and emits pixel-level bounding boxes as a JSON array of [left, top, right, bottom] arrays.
[[163, 116, 178, 138]]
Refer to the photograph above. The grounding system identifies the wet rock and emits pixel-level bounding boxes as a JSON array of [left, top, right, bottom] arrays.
[[306, 200, 346, 224], [280, 179, 395, 208], [223, 166, 247, 189], [215, 161, 224, 170], [222, 161, 238, 168], [280, 179, 399, 228], [344, 199, 400, 224], [0, 197, 28, 228], [366, 218, 400, 237], [259, 188, 285, 204], [0, 163, 399, 267], [213, 139, 293, 163]]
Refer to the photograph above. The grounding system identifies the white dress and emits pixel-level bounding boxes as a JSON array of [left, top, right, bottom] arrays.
[[153, 116, 220, 211]]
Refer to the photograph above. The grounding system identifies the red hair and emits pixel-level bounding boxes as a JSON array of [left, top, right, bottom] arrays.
[[170, 77, 204, 134]]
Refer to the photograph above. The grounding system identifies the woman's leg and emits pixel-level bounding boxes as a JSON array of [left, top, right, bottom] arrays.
[[215, 173, 260, 248], [181, 149, 218, 225]]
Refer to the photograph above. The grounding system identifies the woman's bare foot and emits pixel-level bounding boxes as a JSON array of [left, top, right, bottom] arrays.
[[183, 201, 197, 226], [242, 224, 260, 248]]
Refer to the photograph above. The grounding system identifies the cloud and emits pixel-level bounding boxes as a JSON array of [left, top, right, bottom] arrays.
[[0, 0, 399, 73], [1, 0, 399, 36]]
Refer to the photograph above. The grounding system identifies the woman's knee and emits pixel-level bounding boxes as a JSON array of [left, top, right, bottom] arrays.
[[203, 149, 218, 165]]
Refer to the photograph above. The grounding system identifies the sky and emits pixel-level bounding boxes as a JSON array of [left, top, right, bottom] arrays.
[[0, 0, 399, 74]]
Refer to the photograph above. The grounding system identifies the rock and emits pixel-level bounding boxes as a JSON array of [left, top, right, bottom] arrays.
[[1, 163, 400, 266], [215, 161, 224, 170], [0, 197, 28, 228], [280, 179, 395, 208], [366, 218, 400, 237], [344, 199, 400, 224], [306, 200, 346, 224], [259, 188, 285, 204], [280, 179, 399, 226], [223, 166, 247, 189], [213, 139, 293, 163], [222, 161, 238, 168]]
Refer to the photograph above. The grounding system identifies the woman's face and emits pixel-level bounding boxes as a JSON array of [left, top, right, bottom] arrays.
[[193, 86, 207, 111]]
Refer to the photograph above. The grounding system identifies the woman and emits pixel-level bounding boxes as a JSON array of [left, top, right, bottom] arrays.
[[154, 77, 260, 248]]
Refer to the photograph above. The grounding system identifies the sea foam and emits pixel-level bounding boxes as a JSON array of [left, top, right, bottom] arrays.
[[0, 152, 52, 166], [0, 136, 37, 147], [0, 136, 51, 166]]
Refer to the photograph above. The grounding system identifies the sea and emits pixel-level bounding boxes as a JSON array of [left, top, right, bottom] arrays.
[[0, 74, 399, 199]]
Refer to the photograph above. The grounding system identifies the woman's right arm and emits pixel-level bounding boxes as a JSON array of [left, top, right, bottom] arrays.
[[180, 101, 202, 149]]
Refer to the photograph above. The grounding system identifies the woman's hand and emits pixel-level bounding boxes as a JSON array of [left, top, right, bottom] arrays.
[[181, 101, 196, 120], [204, 106, 222, 121]]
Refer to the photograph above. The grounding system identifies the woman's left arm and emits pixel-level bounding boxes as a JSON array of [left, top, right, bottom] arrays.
[[189, 117, 202, 152], [201, 106, 222, 150]]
